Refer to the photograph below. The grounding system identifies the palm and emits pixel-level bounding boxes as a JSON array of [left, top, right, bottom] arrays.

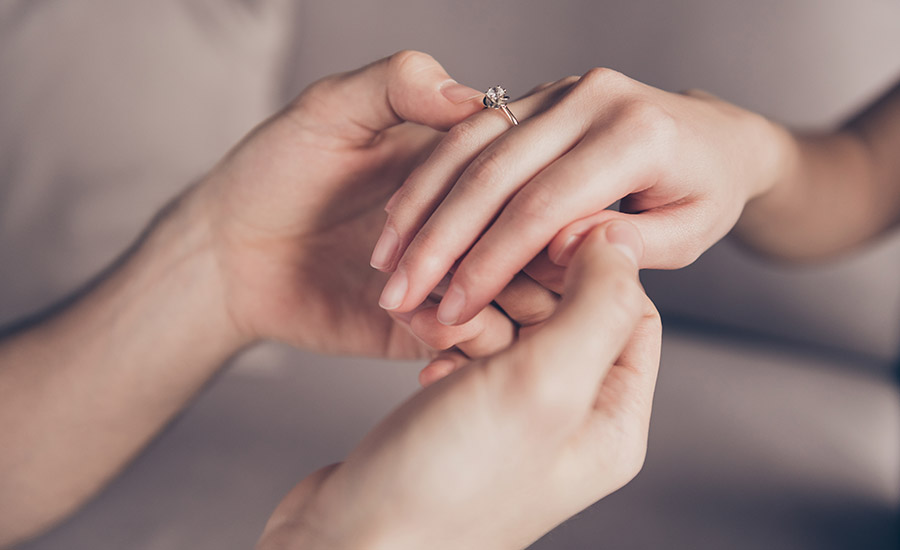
[[208, 112, 442, 359]]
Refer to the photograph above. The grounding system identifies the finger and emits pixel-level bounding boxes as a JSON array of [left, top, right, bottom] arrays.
[[436, 132, 638, 325], [371, 77, 578, 272], [373, 82, 576, 279], [405, 304, 517, 358], [418, 350, 470, 387], [570, 295, 661, 498], [592, 295, 662, 422], [380, 83, 587, 312], [295, 50, 483, 143], [492, 272, 559, 328], [547, 200, 717, 269], [500, 221, 646, 413], [522, 252, 566, 295]]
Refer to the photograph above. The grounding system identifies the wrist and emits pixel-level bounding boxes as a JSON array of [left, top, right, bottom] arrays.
[[136, 183, 257, 355], [257, 471, 407, 550], [743, 112, 800, 202]]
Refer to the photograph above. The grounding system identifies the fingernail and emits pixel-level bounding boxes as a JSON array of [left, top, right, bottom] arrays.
[[605, 220, 642, 267], [379, 268, 408, 310], [436, 284, 466, 325], [552, 234, 583, 266], [440, 80, 483, 104], [370, 226, 400, 271], [384, 191, 400, 214]]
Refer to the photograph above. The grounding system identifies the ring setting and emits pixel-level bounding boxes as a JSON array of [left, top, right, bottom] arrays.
[[483, 85, 519, 126]]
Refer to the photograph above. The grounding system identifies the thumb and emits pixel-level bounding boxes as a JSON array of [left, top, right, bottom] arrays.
[[513, 220, 646, 402], [297, 50, 484, 136]]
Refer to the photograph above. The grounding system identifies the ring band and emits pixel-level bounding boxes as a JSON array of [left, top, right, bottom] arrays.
[[483, 86, 519, 126]]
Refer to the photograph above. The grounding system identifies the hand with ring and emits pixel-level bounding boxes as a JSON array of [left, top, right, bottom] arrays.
[[372, 69, 790, 326]]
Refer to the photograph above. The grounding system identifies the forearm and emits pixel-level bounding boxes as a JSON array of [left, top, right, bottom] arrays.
[[735, 78, 900, 260], [0, 186, 250, 546]]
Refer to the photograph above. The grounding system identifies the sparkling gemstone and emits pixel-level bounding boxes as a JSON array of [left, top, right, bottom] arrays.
[[483, 85, 509, 108]]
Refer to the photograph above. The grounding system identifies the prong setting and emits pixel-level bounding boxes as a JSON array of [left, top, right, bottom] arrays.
[[483, 86, 510, 109]]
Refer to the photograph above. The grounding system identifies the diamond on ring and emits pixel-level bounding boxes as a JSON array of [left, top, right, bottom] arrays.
[[483, 86, 510, 109], [483, 85, 519, 126]]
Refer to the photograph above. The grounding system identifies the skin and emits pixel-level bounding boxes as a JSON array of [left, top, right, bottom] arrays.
[[375, 69, 900, 326], [735, 78, 900, 259], [257, 222, 662, 550], [0, 51, 558, 546]]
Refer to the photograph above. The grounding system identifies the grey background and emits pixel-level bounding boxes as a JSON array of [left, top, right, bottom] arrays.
[[1, 1, 898, 548]]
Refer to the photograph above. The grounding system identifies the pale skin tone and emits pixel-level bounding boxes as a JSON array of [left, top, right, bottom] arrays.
[[6, 46, 898, 549], [0, 52, 577, 546], [376, 71, 900, 325], [257, 222, 660, 550]]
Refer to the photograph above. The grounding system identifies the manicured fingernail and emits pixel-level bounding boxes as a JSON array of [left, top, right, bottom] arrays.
[[436, 284, 466, 325], [552, 234, 583, 266], [605, 220, 642, 267], [370, 226, 400, 271], [379, 268, 408, 310], [440, 80, 483, 104]]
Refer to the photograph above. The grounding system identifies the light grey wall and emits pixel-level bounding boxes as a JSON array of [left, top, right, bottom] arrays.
[[284, 0, 900, 128]]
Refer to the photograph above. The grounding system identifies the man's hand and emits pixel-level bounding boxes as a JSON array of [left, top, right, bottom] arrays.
[[256, 221, 663, 550]]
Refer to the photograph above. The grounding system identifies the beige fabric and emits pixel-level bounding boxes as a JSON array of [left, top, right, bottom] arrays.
[[1, 1, 898, 548]]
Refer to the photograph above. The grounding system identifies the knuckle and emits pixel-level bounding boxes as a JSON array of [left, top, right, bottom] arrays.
[[644, 298, 663, 332], [401, 229, 447, 276], [445, 119, 482, 150], [424, 331, 457, 351], [580, 66, 628, 90], [624, 100, 678, 141], [388, 49, 434, 78], [598, 272, 644, 324], [463, 150, 506, 191], [509, 185, 560, 227], [512, 302, 555, 327], [410, 319, 457, 351]]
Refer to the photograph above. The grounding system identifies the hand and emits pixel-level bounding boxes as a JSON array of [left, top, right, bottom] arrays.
[[372, 68, 789, 325], [193, 50, 530, 359], [256, 221, 662, 550]]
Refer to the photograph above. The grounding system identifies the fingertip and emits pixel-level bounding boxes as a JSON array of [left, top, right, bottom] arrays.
[[436, 284, 466, 326], [604, 219, 643, 267], [440, 80, 484, 105], [370, 226, 401, 271], [386, 51, 484, 131], [571, 219, 643, 269], [378, 269, 408, 311], [418, 358, 460, 387], [550, 234, 583, 266]]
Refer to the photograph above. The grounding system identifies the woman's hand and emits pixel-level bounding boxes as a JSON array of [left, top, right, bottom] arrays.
[[194, 50, 533, 359], [372, 68, 792, 325], [256, 221, 662, 550]]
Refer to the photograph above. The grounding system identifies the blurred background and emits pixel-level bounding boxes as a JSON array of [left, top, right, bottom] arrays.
[[1, 1, 898, 548]]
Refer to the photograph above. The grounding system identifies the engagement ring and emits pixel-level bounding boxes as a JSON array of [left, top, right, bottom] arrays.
[[483, 86, 519, 126]]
